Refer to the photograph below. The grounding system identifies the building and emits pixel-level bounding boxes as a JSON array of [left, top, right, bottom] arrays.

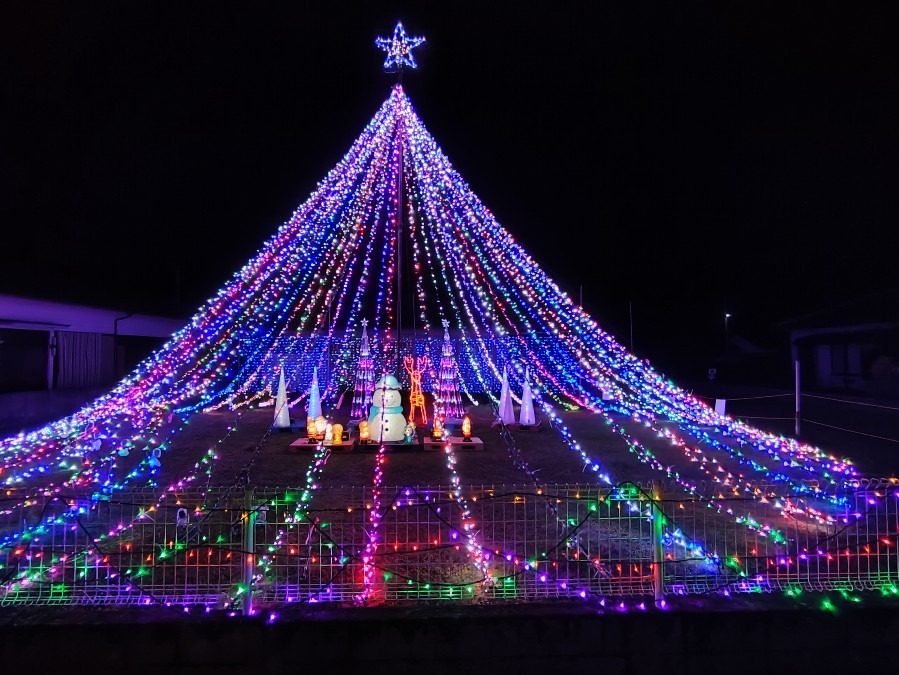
[[779, 287, 899, 396], [0, 294, 184, 433]]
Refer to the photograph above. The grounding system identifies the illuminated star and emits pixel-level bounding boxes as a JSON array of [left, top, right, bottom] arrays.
[[375, 21, 425, 71]]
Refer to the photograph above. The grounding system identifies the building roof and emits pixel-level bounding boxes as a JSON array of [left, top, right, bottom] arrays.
[[0, 294, 185, 337], [777, 287, 899, 331]]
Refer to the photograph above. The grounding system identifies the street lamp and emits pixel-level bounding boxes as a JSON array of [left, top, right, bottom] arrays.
[[724, 313, 732, 349]]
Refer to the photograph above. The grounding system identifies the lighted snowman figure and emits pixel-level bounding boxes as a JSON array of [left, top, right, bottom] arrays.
[[367, 374, 407, 442]]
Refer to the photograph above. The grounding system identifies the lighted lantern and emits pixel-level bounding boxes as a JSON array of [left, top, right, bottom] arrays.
[[306, 416, 316, 439], [461, 414, 472, 441], [431, 415, 444, 441], [332, 423, 344, 445], [358, 419, 370, 444], [324, 423, 334, 445]]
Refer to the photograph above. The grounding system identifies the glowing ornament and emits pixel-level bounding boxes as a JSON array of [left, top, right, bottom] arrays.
[[148, 447, 162, 469], [431, 415, 445, 441], [358, 419, 370, 444], [462, 415, 472, 441], [332, 423, 344, 445], [314, 415, 328, 441]]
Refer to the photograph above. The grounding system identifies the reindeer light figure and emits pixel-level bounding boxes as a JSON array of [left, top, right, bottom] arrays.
[[403, 354, 430, 425]]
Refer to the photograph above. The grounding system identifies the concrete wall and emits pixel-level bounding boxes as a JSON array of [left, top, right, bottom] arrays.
[[2, 605, 895, 673]]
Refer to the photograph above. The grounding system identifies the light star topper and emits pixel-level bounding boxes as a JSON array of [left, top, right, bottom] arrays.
[[375, 21, 425, 72]]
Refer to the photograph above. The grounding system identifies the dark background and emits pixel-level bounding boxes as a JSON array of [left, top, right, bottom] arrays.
[[2, 2, 896, 381]]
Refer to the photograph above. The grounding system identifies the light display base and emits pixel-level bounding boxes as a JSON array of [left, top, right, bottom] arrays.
[[354, 437, 422, 453], [421, 436, 484, 451], [288, 433, 354, 452]]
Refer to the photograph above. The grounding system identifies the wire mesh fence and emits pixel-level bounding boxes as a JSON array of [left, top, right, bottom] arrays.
[[2, 480, 897, 611]]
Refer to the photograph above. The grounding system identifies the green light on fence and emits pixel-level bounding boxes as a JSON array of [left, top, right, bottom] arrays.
[[724, 556, 742, 572], [216, 534, 225, 543], [820, 597, 836, 612], [383, 572, 392, 581], [590, 503, 598, 512], [407, 579, 414, 585]]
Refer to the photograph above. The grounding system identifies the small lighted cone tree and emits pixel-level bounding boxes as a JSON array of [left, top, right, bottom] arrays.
[[518, 366, 536, 429], [461, 414, 472, 441], [306, 367, 324, 439], [351, 319, 376, 419], [434, 319, 464, 419], [273, 367, 291, 430], [497, 365, 515, 426]]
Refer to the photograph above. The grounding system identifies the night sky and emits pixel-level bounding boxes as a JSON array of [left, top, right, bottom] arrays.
[[2, 3, 896, 377]]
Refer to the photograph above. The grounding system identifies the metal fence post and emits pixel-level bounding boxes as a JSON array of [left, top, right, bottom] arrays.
[[243, 488, 256, 616], [651, 480, 666, 606]]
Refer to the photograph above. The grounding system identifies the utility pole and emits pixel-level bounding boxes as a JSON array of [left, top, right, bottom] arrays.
[[724, 313, 732, 350], [629, 300, 634, 353]]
